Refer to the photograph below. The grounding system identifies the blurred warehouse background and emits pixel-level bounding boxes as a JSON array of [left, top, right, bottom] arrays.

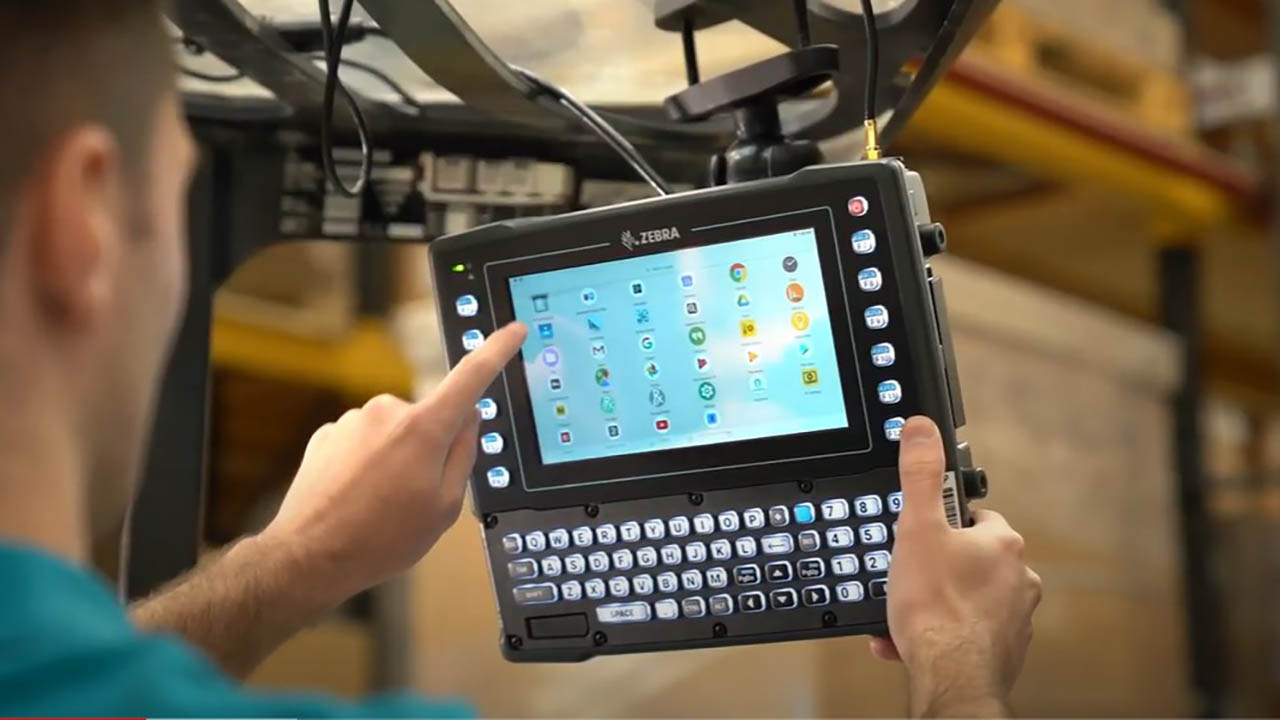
[[104, 0, 1280, 717]]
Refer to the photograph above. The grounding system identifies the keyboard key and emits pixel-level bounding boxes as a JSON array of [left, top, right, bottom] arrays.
[[709, 594, 734, 616], [501, 534, 522, 555], [832, 554, 860, 576], [608, 576, 631, 597], [825, 526, 855, 549], [710, 539, 732, 561], [797, 529, 821, 552], [636, 546, 659, 568], [693, 513, 716, 535], [765, 561, 793, 583], [596, 524, 618, 545], [572, 526, 594, 547], [685, 541, 707, 564], [526, 531, 547, 553], [769, 588, 798, 609], [854, 495, 883, 517], [681, 596, 707, 618], [633, 573, 655, 595], [798, 558, 825, 580], [768, 505, 790, 527], [718, 510, 741, 533], [655, 598, 679, 620], [864, 550, 891, 573], [887, 492, 903, 514], [657, 572, 679, 593], [802, 585, 831, 607], [859, 522, 889, 545], [597, 602, 651, 624], [585, 578, 607, 599], [836, 581, 865, 603], [508, 559, 538, 579], [821, 498, 850, 521], [706, 567, 729, 588], [870, 579, 888, 599], [540, 556, 563, 577], [612, 548, 635, 571], [588, 551, 610, 573], [561, 580, 582, 602], [668, 516, 691, 537], [743, 508, 766, 530], [565, 553, 586, 575], [734, 564, 761, 585], [644, 518, 666, 540], [660, 544, 683, 565], [792, 502, 816, 524], [513, 583, 557, 605], [739, 591, 766, 612], [735, 536, 758, 558], [761, 533, 795, 555], [681, 569, 703, 591], [620, 521, 642, 542], [548, 528, 570, 550]]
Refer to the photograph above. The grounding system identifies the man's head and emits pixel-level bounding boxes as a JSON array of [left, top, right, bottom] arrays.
[[0, 1, 196, 540]]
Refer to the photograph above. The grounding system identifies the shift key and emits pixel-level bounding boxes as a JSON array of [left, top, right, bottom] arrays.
[[513, 583, 558, 605]]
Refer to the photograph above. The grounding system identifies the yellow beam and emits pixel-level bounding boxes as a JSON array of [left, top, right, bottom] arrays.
[[211, 318, 414, 399]]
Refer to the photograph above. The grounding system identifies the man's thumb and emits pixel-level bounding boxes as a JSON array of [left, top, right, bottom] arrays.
[[897, 416, 947, 529]]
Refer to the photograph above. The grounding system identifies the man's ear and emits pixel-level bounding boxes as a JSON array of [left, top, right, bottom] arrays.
[[28, 125, 124, 329]]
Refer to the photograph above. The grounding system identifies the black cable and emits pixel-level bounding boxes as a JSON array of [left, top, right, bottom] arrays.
[[310, 54, 422, 110], [859, 0, 879, 123], [681, 14, 700, 86], [318, 0, 371, 198], [793, 0, 812, 47], [513, 66, 672, 196]]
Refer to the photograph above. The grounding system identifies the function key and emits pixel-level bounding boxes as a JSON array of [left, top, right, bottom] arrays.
[[792, 502, 816, 524], [636, 546, 659, 568], [765, 561, 793, 583], [565, 553, 586, 575], [768, 505, 790, 527], [455, 294, 480, 317], [739, 591, 767, 613], [887, 492, 904, 514], [859, 523, 890, 545], [681, 569, 704, 591], [668, 516, 691, 537], [709, 594, 734, 616], [633, 573, 655, 596], [661, 544, 683, 565], [572, 526, 594, 548], [561, 580, 583, 602], [848, 196, 870, 217], [508, 559, 538, 579], [548, 529, 570, 550], [821, 498, 850, 521], [685, 541, 708, 564], [825, 526, 855, 549], [870, 342, 896, 367], [870, 579, 889, 599], [611, 548, 635, 571], [854, 495, 884, 517], [852, 229, 876, 253], [735, 536, 759, 558], [480, 432, 504, 455], [836, 581, 865, 603], [693, 513, 716, 535], [710, 539, 733, 561], [706, 567, 729, 588], [769, 588, 799, 609], [761, 533, 795, 555], [832, 554, 860, 576], [540, 556, 563, 577], [797, 529, 821, 553], [644, 518, 666, 540], [864, 550, 892, 573], [864, 305, 889, 330], [461, 329, 485, 351], [588, 551, 610, 573], [717, 510, 741, 533], [619, 521, 642, 543], [597, 602, 650, 624], [657, 572, 679, 593], [655, 598, 680, 620], [802, 586, 831, 607], [501, 533, 523, 555], [877, 380, 903, 405], [486, 466, 510, 489], [743, 508, 767, 530], [797, 558, 826, 580], [734, 564, 761, 586], [681, 596, 707, 618], [608, 576, 631, 598], [596, 524, 618, 545], [525, 531, 547, 553], [512, 583, 557, 605], [857, 268, 883, 292], [585, 578, 607, 599], [884, 417, 905, 441], [476, 397, 499, 420]]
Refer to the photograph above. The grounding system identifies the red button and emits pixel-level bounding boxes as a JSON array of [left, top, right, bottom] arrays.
[[848, 196, 868, 217], [654, 418, 670, 433]]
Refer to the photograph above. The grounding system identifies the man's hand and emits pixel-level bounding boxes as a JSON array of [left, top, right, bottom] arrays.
[[868, 416, 1042, 718]]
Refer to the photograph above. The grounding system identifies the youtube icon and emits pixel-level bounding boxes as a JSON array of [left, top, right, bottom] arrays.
[[654, 418, 671, 433]]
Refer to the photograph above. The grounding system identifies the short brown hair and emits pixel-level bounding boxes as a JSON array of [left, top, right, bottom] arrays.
[[0, 1, 174, 243]]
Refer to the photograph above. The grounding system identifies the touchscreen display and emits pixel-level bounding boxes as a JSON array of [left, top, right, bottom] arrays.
[[509, 228, 850, 465]]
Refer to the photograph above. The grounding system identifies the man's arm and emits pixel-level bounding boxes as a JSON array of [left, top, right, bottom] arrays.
[[869, 417, 1042, 718], [132, 322, 528, 677]]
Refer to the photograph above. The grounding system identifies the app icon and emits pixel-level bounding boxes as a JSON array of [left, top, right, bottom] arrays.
[[599, 395, 617, 414], [729, 262, 748, 283], [532, 294, 549, 312], [461, 329, 485, 351], [654, 417, 671, 433], [877, 379, 903, 404], [744, 349, 761, 366], [581, 288, 598, 305], [559, 429, 574, 445], [476, 397, 499, 421], [548, 376, 563, 392], [798, 342, 813, 358], [704, 410, 721, 428], [786, 282, 805, 303], [537, 322, 554, 339], [749, 375, 768, 393], [688, 326, 707, 346], [736, 292, 751, 308], [870, 342, 896, 367], [801, 368, 820, 387], [739, 318, 758, 338], [606, 422, 622, 439], [590, 341, 607, 360], [540, 347, 560, 368], [782, 256, 798, 273], [852, 229, 876, 254], [858, 267, 883, 292], [455, 294, 479, 317], [693, 352, 711, 373], [684, 299, 701, 316], [587, 315, 604, 333], [680, 273, 695, 288], [635, 307, 652, 326], [480, 432, 504, 454], [638, 334, 656, 353], [848, 196, 869, 217], [553, 401, 569, 419], [697, 381, 717, 402], [791, 310, 811, 332], [630, 280, 646, 296], [486, 466, 510, 488], [594, 367, 611, 388], [643, 360, 661, 380], [864, 305, 889, 330], [884, 416, 906, 442], [648, 387, 667, 408]]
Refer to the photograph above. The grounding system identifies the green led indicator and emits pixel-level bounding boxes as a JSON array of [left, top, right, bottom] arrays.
[[450, 263, 468, 273]]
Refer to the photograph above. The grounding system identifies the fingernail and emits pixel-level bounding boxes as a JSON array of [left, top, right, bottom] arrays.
[[901, 416, 937, 445]]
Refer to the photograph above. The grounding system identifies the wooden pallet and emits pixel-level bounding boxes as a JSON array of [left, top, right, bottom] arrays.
[[966, 3, 1192, 135]]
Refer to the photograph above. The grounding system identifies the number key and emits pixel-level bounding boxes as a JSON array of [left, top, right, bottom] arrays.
[[854, 494, 883, 517]]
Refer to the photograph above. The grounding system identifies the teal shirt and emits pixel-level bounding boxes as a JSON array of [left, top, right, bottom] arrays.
[[0, 542, 471, 718]]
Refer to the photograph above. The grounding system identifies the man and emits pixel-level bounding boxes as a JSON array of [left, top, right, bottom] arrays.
[[0, 1, 1040, 716]]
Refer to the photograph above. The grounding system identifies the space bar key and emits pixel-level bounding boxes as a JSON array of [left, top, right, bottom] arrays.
[[596, 602, 652, 624]]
